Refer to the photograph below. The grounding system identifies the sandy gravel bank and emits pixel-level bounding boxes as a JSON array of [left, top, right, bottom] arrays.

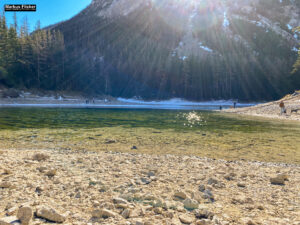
[[224, 92, 300, 121], [0, 149, 299, 225]]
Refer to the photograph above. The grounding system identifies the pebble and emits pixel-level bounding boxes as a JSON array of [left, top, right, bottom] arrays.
[[6, 206, 17, 216], [0, 216, 19, 225], [92, 209, 116, 218], [45, 169, 57, 178], [121, 209, 130, 218], [194, 208, 214, 220], [36, 205, 66, 223], [203, 190, 214, 202], [0, 182, 12, 189], [173, 192, 187, 200], [17, 207, 33, 225], [198, 185, 205, 192], [270, 176, 285, 185], [183, 198, 198, 210], [179, 214, 194, 224], [196, 219, 211, 225], [207, 178, 218, 185], [113, 197, 128, 204], [237, 182, 246, 188]]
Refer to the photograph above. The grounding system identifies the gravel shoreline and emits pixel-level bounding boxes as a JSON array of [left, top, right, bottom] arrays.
[[224, 92, 300, 121], [0, 149, 299, 225]]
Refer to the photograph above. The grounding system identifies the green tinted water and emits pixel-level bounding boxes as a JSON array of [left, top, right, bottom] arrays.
[[0, 108, 299, 163], [0, 108, 294, 133]]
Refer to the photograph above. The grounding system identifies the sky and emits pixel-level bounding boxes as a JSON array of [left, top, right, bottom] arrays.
[[0, 0, 92, 31]]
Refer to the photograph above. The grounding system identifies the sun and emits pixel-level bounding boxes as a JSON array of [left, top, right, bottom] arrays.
[[150, 0, 225, 32]]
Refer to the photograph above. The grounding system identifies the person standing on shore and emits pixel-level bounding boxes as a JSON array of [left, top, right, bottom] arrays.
[[279, 101, 286, 115]]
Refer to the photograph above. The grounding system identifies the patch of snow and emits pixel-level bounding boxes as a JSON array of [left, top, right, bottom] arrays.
[[180, 56, 188, 61], [117, 98, 256, 107], [294, 34, 298, 39], [198, 42, 213, 52], [292, 47, 299, 52], [255, 21, 263, 27], [223, 11, 230, 28], [190, 12, 197, 19], [287, 24, 293, 30]]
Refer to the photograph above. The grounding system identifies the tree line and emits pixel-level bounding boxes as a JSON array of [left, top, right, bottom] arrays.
[[0, 13, 65, 90]]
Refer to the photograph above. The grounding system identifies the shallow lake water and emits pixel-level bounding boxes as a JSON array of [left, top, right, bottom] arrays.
[[0, 108, 299, 164], [0, 108, 290, 132]]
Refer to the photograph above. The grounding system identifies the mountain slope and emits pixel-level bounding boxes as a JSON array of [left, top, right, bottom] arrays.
[[52, 0, 300, 101]]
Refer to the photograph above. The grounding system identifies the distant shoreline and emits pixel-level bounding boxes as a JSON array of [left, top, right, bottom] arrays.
[[0, 90, 257, 110]]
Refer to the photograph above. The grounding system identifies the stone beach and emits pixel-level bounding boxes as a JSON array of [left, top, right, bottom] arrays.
[[0, 149, 299, 225]]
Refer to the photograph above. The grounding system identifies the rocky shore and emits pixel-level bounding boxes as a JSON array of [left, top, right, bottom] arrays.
[[0, 149, 299, 225]]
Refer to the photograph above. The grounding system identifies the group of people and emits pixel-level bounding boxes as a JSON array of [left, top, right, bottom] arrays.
[[85, 98, 95, 104], [219, 101, 237, 111]]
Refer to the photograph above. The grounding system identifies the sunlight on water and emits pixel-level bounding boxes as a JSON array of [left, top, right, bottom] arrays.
[[177, 111, 207, 127]]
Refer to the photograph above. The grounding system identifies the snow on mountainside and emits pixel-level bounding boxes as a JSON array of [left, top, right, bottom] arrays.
[[85, 0, 300, 60]]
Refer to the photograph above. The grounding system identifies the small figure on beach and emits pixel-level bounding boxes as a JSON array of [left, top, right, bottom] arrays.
[[86, 99, 89, 104], [92, 98, 95, 104], [233, 101, 237, 108], [279, 101, 286, 115], [219, 106, 222, 110]]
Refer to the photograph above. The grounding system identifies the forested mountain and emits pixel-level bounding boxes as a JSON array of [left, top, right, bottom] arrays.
[[1, 0, 300, 101]]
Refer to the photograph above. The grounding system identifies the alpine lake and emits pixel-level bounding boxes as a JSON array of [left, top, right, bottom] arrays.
[[0, 107, 299, 164]]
